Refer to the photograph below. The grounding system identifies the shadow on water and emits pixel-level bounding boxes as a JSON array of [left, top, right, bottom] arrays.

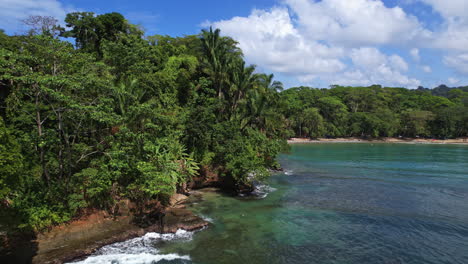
[[0, 207, 38, 264]]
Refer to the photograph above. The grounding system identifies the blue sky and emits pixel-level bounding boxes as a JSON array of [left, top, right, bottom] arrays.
[[1, 0, 468, 89]]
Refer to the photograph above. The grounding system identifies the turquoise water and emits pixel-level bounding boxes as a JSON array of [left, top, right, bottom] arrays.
[[77, 143, 468, 264]]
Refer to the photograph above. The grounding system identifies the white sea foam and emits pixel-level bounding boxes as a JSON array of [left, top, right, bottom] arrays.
[[250, 182, 277, 199], [71, 253, 190, 264], [284, 170, 293, 175], [68, 229, 194, 264], [200, 215, 214, 223]]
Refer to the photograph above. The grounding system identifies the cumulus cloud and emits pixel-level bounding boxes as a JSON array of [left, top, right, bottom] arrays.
[[444, 54, 468, 74], [448, 77, 460, 85], [209, 0, 422, 88], [208, 0, 468, 86], [210, 8, 346, 79], [0, 0, 73, 33], [337, 47, 420, 87], [422, 66, 432, 73], [389, 55, 409, 72], [286, 0, 430, 46], [424, 15, 468, 53], [410, 48, 420, 62], [330, 68, 420, 88], [350, 48, 411, 73], [414, 0, 468, 52], [419, 0, 468, 19]]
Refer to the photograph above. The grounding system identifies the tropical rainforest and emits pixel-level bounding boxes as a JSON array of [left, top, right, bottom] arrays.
[[1, 12, 467, 231]]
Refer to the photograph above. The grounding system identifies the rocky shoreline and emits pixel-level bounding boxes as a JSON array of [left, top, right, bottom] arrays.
[[1, 165, 242, 264], [1, 167, 260, 264], [1, 191, 210, 264]]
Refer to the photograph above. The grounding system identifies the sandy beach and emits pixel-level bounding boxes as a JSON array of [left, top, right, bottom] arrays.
[[288, 137, 468, 144]]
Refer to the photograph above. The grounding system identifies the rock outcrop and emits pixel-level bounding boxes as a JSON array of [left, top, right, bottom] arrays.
[[2, 194, 208, 264]]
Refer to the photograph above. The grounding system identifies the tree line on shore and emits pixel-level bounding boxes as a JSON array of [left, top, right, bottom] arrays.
[[1, 12, 467, 230], [280, 84, 468, 139]]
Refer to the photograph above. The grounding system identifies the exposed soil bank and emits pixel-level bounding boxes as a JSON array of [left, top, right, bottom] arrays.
[[1, 192, 209, 264], [288, 137, 468, 144]]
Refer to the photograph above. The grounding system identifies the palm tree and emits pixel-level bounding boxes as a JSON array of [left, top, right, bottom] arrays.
[[200, 27, 241, 99], [113, 78, 142, 116], [242, 74, 285, 135], [228, 60, 258, 118], [260, 73, 284, 93]]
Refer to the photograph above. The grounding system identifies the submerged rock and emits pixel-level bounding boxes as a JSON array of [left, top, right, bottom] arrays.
[[163, 208, 209, 233], [169, 193, 189, 208]]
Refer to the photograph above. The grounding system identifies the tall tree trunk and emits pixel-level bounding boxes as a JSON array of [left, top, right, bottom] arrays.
[[35, 89, 50, 185], [57, 111, 64, 180]]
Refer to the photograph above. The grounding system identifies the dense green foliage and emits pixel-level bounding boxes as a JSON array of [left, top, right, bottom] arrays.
[[1, 13, 467, 231], [280, 85, 468, 139], [0, 14, 286, 230]]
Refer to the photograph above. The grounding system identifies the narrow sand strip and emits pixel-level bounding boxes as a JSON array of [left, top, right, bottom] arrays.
[[288, 137, 468, 144]]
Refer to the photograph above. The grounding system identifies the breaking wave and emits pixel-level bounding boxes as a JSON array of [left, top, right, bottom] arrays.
[[68, 229, 194, 264], [70, 253, 190, 264], [250, 182, 277, 199]]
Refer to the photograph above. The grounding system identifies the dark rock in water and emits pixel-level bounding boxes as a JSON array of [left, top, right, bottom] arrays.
[[235, 181, 255, 196], [238, 181, 276, 199], [162, 208, 209, 233], [169, 193, 189, 208], [270, 167, 284, 172]]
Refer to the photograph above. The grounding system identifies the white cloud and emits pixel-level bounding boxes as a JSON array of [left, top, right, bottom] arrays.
[[330, 68, 421, 88], [349, 48, 408, 73], [419, 0, 468, 19], [209, 1, 421, 88], [210, 7, 346, 79], [410, 48, 420, 62], [422, 65, 432, 73], [285, 0, 430, 46], [349, 47, 387, 69], [448, 77, 460, 85], [444, 54, 468, 74], [415, 0, 468, 52], [390, 55, 409, 72], [342, 47, 419, 87], [427, 16, 468, 52], [0, 0, 73, 33]]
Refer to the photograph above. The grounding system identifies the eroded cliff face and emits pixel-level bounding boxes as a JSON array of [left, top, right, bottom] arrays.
[[2, 195, 209, 264]]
